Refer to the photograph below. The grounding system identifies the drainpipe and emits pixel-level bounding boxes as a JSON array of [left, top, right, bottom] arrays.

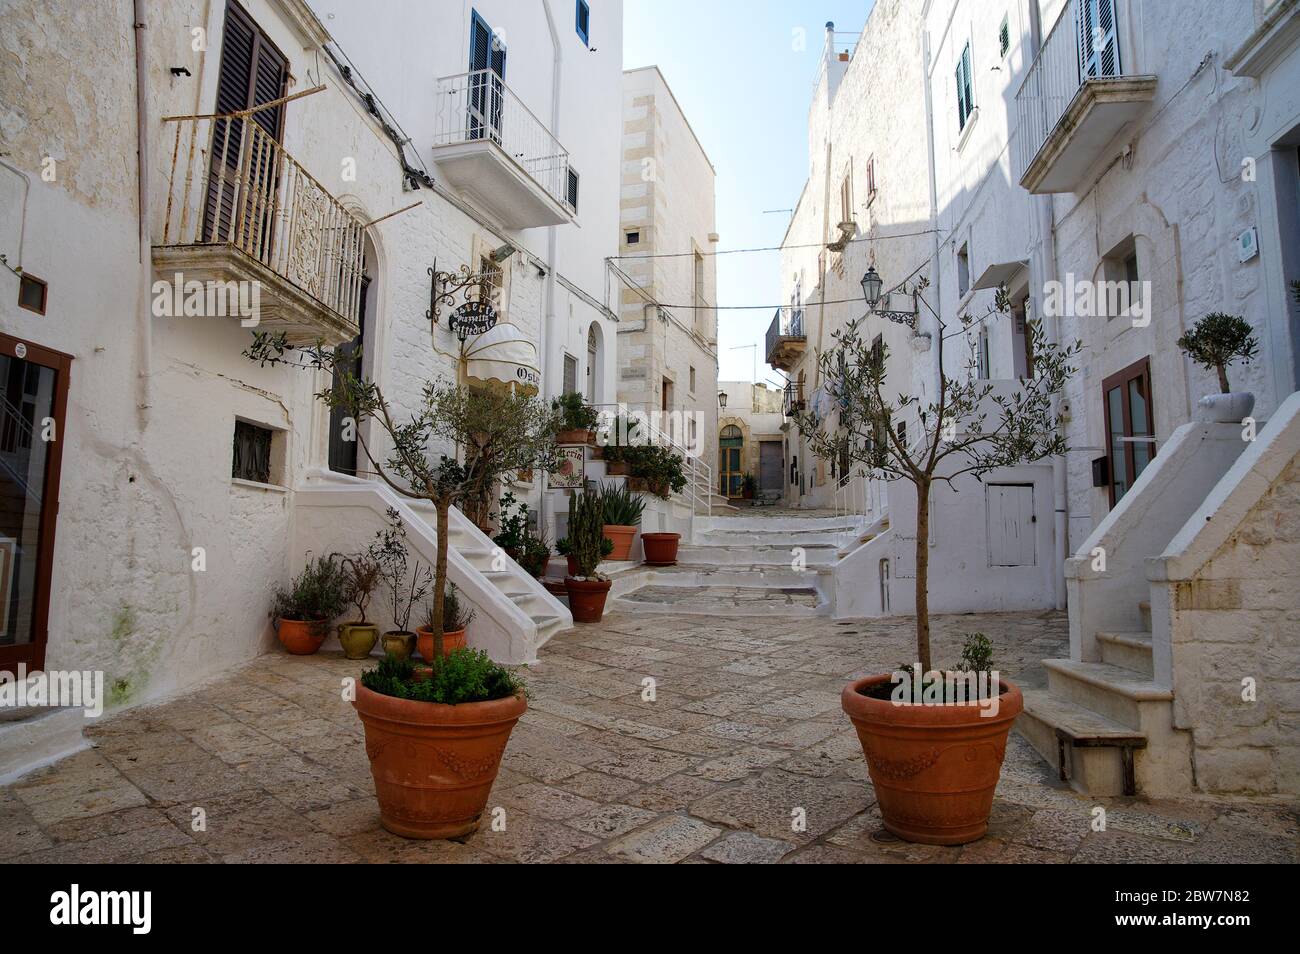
[[1028, 0, 1068, 610], [541, 0, 563, 537], [133, 0, 153, 431], [921, 28, 942, 403]]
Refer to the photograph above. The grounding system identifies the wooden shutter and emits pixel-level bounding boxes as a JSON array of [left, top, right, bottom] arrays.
[[567, 168, 580, 211], [1078, 0, 1121, 80], [204, 3, 288, 242]]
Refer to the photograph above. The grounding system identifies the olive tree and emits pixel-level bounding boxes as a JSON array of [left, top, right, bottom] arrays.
[[246, 332, 562, 658], [792, 287, 1078, 672]]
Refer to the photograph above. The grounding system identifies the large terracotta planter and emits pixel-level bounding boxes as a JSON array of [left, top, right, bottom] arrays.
[[338, 622, 379, 660], [603, 524, 637, 561], [381, 631, 416, 661], [353, 685, 526, 839], [641, 532, 680, 566], [565, 577, 612, 623], [416, 626, 467, 663], [277, 618, 328, 655], [841, 673, 1023, 845]]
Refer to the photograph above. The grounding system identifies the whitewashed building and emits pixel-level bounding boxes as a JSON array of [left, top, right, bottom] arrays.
[[616, 66, 719, 479], [0, 0, 623, 774]]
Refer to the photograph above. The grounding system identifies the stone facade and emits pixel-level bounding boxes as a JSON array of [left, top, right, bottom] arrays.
[[617, 66, 718, 470], [716, 381, 784, 497]]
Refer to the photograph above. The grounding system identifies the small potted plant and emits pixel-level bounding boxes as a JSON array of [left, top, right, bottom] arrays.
[[599, 483, 644, 561], [519, 529, 552, 578], [373, 509, 432, 661], [626, 445, 687, 499], [602, 443, 630, 476], [564, 489, 614, 622], [417, 583, 476, 662], [491, 491, 530, 561], [270, 554, 348, 655], [353, 650, 527, 838], [553, 392, 599, 444], [1176, 312, 1260, 422], [641, 531, 681, 566], [336, 549, 382, 659], [741, 472, 757, 500]]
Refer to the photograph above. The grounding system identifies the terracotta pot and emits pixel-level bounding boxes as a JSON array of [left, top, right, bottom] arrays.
[[416, 627, 467, 663], [641, 532, 680, 566], [556, 428, 594, 445], [565, 554, 581, 577], [277, 618, 328, 655], [605, 460, 630, 476], [565, 577, 612, 623], [841, 673, 1023, 845], [603, 524, 637, 561], [381, 631, 416, 661], [353, 684, 526, 839], [338, 622, 379, 660]]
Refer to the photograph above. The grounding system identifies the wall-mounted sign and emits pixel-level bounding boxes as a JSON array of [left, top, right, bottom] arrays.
[[550, 446, 585, 489], [449, 300, 498, 337], [1237, 226, 1259, 263]]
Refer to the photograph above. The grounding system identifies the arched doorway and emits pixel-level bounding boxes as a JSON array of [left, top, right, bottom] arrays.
[[719, 424, 744, 497], [329, 235, 377, 475], [585, 321, 602, 403]]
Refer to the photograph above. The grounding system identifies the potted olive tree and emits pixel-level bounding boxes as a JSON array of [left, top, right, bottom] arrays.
[[1176, 312, 1260, 422], [564, 489, 613, 622], [793, 288, 1077, 845], [246, 332, 561, 839], [373, 508, 431, 661], [336, 548, 382, 659], [270, 554, 349, 655]]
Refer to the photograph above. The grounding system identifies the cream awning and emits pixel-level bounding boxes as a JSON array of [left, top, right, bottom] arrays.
[[462, 323, 541, 393]]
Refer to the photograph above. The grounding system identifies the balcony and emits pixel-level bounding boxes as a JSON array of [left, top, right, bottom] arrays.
[[431, 70, 574, 229], [155, 112, 365, 345], [765, 306, 806, 372], [782, 381, 805, 417], [1015, 0, 1157, 194]]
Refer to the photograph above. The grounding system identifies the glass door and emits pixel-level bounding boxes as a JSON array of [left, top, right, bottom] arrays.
[[1101, 357, 1155, 508], [0, 335, 71, 675]]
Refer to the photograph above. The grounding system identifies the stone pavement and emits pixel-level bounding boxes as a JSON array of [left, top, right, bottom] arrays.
[[2, 610, 1296, 863]]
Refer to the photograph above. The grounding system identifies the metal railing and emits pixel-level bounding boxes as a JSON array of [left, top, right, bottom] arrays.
[[433, 70, 572, 211], [591, 402, 714, 517], [765, 306, 805, 365], [1015, 0, 1126, 180], [833, 466, 887, 522], [782, 381, 805, 417], [159, 109, 367, 323]]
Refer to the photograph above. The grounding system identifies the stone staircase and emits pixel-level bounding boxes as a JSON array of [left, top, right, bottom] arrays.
[[1016, 599, 1184, 796], [610, 514, 864, 616]]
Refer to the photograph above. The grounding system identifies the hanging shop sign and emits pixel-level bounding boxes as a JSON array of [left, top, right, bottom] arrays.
[[449, 300, 498, 338]]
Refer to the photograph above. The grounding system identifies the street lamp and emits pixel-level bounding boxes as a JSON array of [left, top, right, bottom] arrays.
[[860, 266, 918, 329], [860, 267, 883, 310], [717, 390, 728, 410]]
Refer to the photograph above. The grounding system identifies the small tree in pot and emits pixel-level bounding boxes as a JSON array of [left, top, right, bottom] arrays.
[[270, 554, 349, 655], [372, 508, 432, 661], [1177, 312, 1260, 421], [793, 288, 1077, 844], [565, 489, 614, 622], [336, 548, 382, 659]]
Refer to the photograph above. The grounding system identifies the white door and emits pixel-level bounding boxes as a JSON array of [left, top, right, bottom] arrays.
[[986, 483, 1036, 566]]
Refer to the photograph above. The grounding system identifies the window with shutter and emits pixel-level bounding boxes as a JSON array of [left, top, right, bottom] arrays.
[[576, 1, 591, 46], [468, 11, 506, 142], [1078, 0, 1121, 79], [567, 168, 580, 212], [955, 42, 974, 131], [204, 3, 288, 243]]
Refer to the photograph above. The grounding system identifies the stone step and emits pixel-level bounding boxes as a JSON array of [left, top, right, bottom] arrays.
[[645, 564, 827, 588], [695, 515, 864, 533], [1096, 630, 1154, 676], [1043, 658, 1173, 732], [695, 530, 855, 548], [1015, 688, 1146, 797], [677, 542, 838, 567], [611, 583, 822, 618], [0, 706, 90, 784]]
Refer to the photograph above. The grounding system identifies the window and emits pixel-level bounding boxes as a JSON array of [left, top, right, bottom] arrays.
[[1102, 357, 1155, 507], [955, 42, 974, 131], [17, 274, 47, 315], [689, 366, 697, 393], [865, 155, 877, 204], [1102, 236, 1140, 320], [575, 0, 591, 46], [566, 168, 580, 212], [976, 327, 991, 379], [999, 16, 1010, 58], [957, 241, 971, 297], [563, 353, 578, 394], [625, 231, 640, 244], [839, 170, 853, 223], [232, 420, 274, 484], [1078, 0, 1121, 79]]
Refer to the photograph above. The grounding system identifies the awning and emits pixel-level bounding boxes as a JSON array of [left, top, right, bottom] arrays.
[[972, 259, 1029, 292], [462, 323, 541, 393]]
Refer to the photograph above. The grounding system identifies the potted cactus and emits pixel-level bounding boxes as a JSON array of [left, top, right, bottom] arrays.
[[1176, 312, 1260, 422], [563, 489, 613, 622]]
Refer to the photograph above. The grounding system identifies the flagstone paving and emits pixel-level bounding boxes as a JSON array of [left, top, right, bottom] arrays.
[[2, 609, 1297, 864]]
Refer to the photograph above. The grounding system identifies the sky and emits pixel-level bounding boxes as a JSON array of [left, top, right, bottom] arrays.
[[623, 0, 877, 385]]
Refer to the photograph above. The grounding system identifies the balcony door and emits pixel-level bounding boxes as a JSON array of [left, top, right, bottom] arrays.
[[1078, 0, 1121, 80], [203, 2, 288, 246], [1102, 357, 1155, 507], [0, 335, 71, 676], [468, 11, 507, 144]]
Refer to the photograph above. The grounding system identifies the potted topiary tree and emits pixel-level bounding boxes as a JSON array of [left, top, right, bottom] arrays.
[[245, 332, 561, 839], [793, 287, 1077, 845], [270, 554, 349, 655], [598, 482, 645, 561], [336, 548, 382, 659], [1176, 312, 1260, 422], [564, 489, 613, 622]]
